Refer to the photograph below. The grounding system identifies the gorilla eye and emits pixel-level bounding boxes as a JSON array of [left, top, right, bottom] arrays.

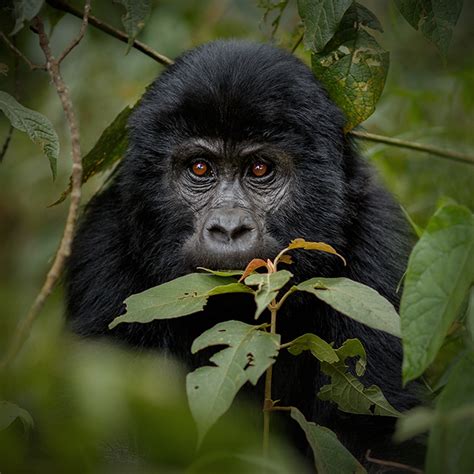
[[191, 160, 210, 177], [251, 162, 270, 178]]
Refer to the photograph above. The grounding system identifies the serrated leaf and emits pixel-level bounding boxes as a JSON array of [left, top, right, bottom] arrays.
[[245, 270, 293, 319], [52, 105, 132, 205], [0, 91, 59, 179], [287, 333, 339, 364], [311, 3, 389, 131], [115, 0, 151, 51], [290, 407, 366, 474], [187, 321, 280, 444], [287, 238, 346, 265], [0, 401, 34, 432], [11, 0, 44, 35], [318, 342, 400, 417], [109, 274, 253, 329], [400, 204, 474, 384], [296, 277, 401, 337], [394, 0, 463, 58], [297, 0, 353, 52], [426, 351, 474, 474]]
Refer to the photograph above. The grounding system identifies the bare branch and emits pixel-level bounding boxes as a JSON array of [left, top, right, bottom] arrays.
[[350, 130, 474, 166], [1, 13, 85, 369], [291, 31, 304, 53], [0, 32, 46, 71], [365, 450, 424, 474], [46, 0, 174, 66], [57, 0, 91, 64]]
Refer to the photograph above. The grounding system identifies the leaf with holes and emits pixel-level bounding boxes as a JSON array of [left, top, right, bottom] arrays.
[[187, 321, 280, 444], [296, 277, 401, 337], [311, 2, 389, 131], [394, 0, 463, 58], [318, 340, 400, 417], [297, 0, 353, 52], [115, 0, 151, 51], [0, 91, 59, 179], [245, 270, 293, 319], [401, 204, 474, 384], [53, 105, 132, 205], [290, 407, 366, 473], [287, 333, 339, 364], [109, 273, 253, 329]]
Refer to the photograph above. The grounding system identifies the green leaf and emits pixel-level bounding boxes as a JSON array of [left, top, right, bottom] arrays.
[[245, 270, 293, 319], [394, 407, 434, 443], [0, 401, 34, 432], [290, 407, 366, 474], [287, 333, 339, 364], [295, 277, 401, 337], [11, 0, 44, 35], [400, 204, 474, 384], [311, 3, 389, 131], [197, 267, 244, 277], [426, 351, 474, 474], [115, 0, 151, 51], [0, 91, 59, 180], [52, 105, 132, 205], [394, 0, 463, 58], [109, 274, 253, 329], [297, 0, 353, 52], [187, 321, 280, 444]]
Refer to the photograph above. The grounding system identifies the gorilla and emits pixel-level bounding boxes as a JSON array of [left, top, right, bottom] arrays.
[[66, 41, 419, 464]]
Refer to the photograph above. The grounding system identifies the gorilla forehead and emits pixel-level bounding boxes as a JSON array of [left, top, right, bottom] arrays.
[[129, 40, 345, 148]]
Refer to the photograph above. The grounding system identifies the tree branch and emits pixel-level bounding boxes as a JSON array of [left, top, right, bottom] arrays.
[[45, 0, 173, 66], [0, 32, 46, 71], [350, 130, 474, 165], [365, 449, 423, 474], [0, 8, 89, 369]]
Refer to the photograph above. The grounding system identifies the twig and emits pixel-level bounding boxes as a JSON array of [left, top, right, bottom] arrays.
[[45, 0, 174, 66], [0, 32, 45, 71], [0, 126, 14, 162], [291, 31, 304, 53], [365, 449, 424, 473], [350, 130, 474, 165], [57, 0, 91, 64], [0, 11, 87, 370]]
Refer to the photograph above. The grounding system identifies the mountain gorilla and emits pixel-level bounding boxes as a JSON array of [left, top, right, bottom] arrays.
[[66, 41, 419, 463]]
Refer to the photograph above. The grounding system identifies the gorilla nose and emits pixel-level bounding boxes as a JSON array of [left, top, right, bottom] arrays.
[[204, 209, 258, 250]]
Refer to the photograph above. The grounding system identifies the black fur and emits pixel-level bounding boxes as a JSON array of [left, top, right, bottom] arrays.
[[66, 41, 419, 464]]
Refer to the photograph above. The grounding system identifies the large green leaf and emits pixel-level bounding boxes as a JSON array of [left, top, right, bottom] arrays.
[[53, 105, 132, 205], [394, 0, 463, 58], [187, 321, 280, 444], [311, 2, 388, 131], [245, 270, 293, 319], [290, 407, 366, 474], [115, 0, 151, 51], [297, 0, 352, 52], [400, 204, 474, 384], [0, 401, 34, 432], [0, 91, 59, 179], [426, 351, 474, 474], [11, 0, 44, 35], [295, 277, 401, 337], [109, 273, 253, 329]]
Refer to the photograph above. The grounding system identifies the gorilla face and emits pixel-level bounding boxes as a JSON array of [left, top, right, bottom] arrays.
[[120, 40, 349, 279]]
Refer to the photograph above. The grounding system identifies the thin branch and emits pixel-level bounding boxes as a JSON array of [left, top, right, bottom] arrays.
[[365, 450, 424, 474], [1, 13, 85, 370], [350, 130, 474, 165], [0, 32, 46, 71], [57, 0, 91, 64], [45, 0, 174, 66], [0, 126, 14, 162], [291, 31, 304, 53]]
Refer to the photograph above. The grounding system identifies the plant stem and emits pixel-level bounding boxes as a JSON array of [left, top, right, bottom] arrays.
[[263, 302, 278, 456]]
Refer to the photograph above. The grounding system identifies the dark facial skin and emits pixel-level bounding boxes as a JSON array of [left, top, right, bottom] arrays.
[[172, 138, 293, 270]]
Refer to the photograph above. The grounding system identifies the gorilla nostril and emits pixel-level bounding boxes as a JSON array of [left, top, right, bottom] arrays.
[[231, 225, 253, 241], [207, 224, 231, 243]]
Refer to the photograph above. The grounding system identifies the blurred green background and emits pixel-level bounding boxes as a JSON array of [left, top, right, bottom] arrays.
[[0, 0, 473, 471]]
